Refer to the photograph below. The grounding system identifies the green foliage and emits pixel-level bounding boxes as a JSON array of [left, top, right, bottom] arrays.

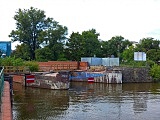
[[41, 20, 68, 61], [12, 58, 24, 66], [0, 57, 14, 66], [9, 7, 68, 61], [82, 29, 101, 57], [149, 64, 160, 82], [132, 61, 147, 67], [120, 60, 150, 68], [65, 29, 101, 60], [65, 32, 84, 61], [147, 49, 160, 62], [5, 10, 160, 79], [0, 57, 24, 66], [0, 57, 38, 72], [146, 60, 155, 68], [8, 7, 160, 66], [121, 45, 135, 63], [134, 38, 160, 63], [35, 47, 53, 62], [11, 44, 30, 60], [24, 61, 39, 72], [9, 7, 47, 60], [121, 59, 155, 70], [57, 53, 68, 61], [107, 36, 132, 58], [57, 57, 68, 61], [100, 41, 109, 57], [136, 37, 160, 52]]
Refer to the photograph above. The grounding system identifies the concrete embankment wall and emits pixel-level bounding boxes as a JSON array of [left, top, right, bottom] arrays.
[[12, 67, 153, 84], [116, 67, 153, 83]]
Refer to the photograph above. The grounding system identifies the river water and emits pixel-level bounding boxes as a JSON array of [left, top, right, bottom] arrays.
[[12, 82, 160, 120]]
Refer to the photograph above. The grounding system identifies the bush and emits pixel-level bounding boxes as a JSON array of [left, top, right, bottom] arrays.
[[120, 60, 147, 68], [0, 57, 14, 66], [121, 60, 155, 68], [146, 60, 155, 68], [0, 57, 38, 72], [0, 57, 24, 66], [149, 64, 160, 82], [24, 61, 39, 72], [12, 58, 24, 66]]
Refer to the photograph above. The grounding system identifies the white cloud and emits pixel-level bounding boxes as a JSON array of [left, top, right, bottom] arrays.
[[1, 0, 160, 49]]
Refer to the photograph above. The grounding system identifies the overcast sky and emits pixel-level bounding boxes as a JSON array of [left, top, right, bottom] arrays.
[[1, 0, 160, 49]]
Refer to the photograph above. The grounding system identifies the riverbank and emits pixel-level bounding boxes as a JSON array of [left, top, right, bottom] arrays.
[[12, 66, 153, 85]]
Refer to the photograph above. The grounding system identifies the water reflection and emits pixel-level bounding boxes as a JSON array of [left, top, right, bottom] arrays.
[[13, 82, 160, 120], [13, 83, 69, 120]]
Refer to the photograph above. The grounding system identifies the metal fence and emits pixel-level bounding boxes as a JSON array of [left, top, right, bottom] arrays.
[[81, 57, 119, 66], [0, 67, 4, 103], [102, 58, 119, 66]]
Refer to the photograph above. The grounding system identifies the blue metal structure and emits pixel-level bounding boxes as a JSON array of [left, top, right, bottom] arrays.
[[0, 41, 11, 57], [81, 57, 119, 66], [70, 71, 104, 81]]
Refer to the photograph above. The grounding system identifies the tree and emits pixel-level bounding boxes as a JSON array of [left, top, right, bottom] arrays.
[[136, 37, 160, 52], [107, 36, 132, 58], [9, 7, 68, 61], [121, 45, 135, 63], [11, 44, 30, 60], [35, 47, 53, 62], [43, 22, 68, 61], [135, 37, 160, 62], [65, 32, 84, 61], [9, 7, 46, 60], [65, 29, 101, 60], [147, 49, 160, 62], [81, 29, 101, 57], [100, 41, 110, 57]]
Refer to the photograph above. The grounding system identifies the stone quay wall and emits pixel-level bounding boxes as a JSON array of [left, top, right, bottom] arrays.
[[115, 67, 153, 83]]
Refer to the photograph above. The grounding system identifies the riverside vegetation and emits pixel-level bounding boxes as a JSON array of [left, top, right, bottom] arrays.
[[0, 57, 160, 82], [1, 7, 160, 82]]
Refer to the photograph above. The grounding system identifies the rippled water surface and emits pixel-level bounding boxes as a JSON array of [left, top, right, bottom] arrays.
[[13, 82, 160, 120]]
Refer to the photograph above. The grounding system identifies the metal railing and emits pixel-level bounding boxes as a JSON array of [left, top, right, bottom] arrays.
[[0, 66, 4, 103]]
